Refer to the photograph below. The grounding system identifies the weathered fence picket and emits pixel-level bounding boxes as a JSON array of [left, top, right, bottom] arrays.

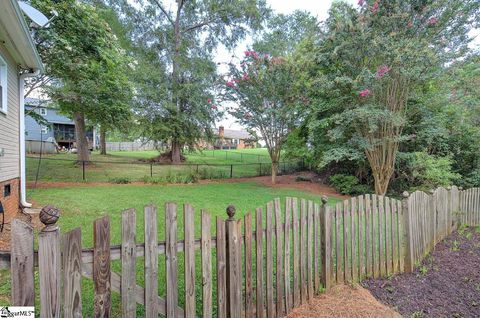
[[5, 187, 480, 317]]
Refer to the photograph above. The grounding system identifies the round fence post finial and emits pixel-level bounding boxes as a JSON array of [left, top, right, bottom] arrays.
[[321, 195, 328, 205], [226, 205, 236, 221], [40, 205, 60, 232], [402, 191, 409, 198]]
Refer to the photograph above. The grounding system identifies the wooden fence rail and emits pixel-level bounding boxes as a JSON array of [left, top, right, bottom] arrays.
[[4, 186, 480, 317]]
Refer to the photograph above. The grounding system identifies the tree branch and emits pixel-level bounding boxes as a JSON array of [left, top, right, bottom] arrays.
[[182, 9, 230, 33], [152, 0, 174, 26]]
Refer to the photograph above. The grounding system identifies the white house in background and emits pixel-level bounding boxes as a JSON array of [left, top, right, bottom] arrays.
[[0, 0, 43, 222]]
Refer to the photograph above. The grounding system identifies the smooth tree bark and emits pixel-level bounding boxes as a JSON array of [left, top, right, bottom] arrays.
[[73, 112, 90, 163], [99, 126, 107, 155]]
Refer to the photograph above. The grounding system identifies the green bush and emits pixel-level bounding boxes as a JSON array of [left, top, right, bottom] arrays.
[[396, 152, 461, 192], [329, 174, 370, 195], [142, 172, 199, 184], [108, 177, 131, 184]]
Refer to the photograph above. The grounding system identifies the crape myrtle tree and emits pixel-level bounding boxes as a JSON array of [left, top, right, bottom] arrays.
[[300, 0, 479, 194], [110, 0, 270, 163], [30, 0, 133, 162], [224, 52, 305, 184]]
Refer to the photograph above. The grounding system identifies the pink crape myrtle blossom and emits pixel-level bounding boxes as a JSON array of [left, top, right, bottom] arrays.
[[359, 89, 371, 97], [358, 0, 364, 6], [427, 17, 438, 25], [241, 73, 250, 81], [207, 98, 212, 104], [226, 81, 235, 87], [244, 50, 259, 59], [211, 105, 217, 110], [376, 65, 391, 78], [371, 1, 379, 13]]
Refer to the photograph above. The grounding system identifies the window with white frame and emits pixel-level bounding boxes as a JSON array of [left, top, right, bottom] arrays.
[[41, 125, 49, 134], [0, 54, 7, 114], [39, 108, 47, 116]]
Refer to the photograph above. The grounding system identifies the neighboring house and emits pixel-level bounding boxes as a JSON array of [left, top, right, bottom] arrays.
[[24, 97, 95, 153], [199, 126, 257, 150], [0, 0, 43, 221], [216, 126, 257, 149]]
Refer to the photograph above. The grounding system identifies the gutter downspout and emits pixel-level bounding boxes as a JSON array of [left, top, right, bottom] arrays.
[[19, 69, 40, 208]]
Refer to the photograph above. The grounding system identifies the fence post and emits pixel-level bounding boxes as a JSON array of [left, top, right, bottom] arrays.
[[402, 191, 414, 272], [230, 165, 233, 178], [38, 205, 62, 317], [320, 196, 331, 290], [11, 219, 35, 306], [225, 205, 241, 318]]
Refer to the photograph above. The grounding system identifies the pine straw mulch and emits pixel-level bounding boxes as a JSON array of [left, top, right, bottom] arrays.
[[285, 284, 401, 318]]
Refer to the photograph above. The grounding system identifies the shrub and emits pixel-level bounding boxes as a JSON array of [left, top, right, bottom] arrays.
[[329, 174, 370, 195], [396, 152, 461, 192], [108, 177, 131, 184]]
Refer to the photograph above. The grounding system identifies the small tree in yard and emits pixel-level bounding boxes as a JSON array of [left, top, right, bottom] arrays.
[[224, 52, 304, 184]]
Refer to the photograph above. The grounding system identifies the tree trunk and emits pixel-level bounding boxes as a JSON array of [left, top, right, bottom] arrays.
[[372, 170, 392, 196], [271, 161, 278, 184], [171, 139, 181, 164], [73, 112, 90, 163], [169, 4, 182, 161], [100, 126, 107, 155]]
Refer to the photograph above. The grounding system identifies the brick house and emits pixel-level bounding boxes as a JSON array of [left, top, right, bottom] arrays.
[[215, 126, 257, 149], [0, 0, 43, 222]]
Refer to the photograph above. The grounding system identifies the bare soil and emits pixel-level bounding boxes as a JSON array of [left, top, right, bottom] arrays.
[[363, 227, 480, 318], [285, 284, 401, 318]]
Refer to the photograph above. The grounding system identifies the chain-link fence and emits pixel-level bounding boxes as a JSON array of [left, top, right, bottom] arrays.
[[27, 156, 305, 184]]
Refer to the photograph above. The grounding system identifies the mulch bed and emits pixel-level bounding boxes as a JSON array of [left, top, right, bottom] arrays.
[[363, 227, 480, 318]]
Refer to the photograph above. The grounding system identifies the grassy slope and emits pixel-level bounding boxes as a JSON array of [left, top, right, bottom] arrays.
[[0, 182, 341, 316]]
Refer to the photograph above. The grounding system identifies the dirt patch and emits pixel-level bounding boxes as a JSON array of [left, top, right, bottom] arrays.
[[0, 210, 42, 251], [286, 284, 401, 318], [27, 172, 348, 200], [363, 227, 480, 318]]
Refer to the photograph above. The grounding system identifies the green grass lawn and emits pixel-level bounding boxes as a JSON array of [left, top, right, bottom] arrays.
[[0, 181, 340, 317], [26, 148, 286, 183]]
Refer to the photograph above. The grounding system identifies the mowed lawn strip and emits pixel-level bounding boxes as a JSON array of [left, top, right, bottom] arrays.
[[0, 182, 341, 316], [26, 149, 276, 182]]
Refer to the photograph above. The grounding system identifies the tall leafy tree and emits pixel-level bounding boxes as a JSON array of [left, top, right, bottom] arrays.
[[298, 0, 479, 194], [108, 0, 270, 163], [30, 0, 133, 162]]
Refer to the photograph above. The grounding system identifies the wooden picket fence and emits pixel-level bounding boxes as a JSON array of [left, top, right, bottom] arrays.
[[404, 186, 480, 270], [2, 186, 480, 317]]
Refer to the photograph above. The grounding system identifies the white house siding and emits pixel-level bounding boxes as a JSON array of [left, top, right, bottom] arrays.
[[0, 43, 20, 183]]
